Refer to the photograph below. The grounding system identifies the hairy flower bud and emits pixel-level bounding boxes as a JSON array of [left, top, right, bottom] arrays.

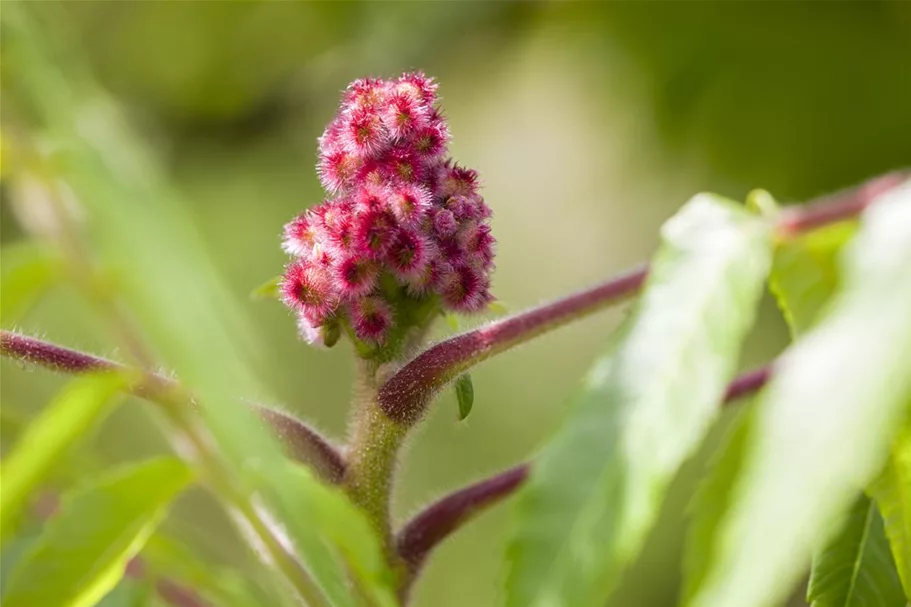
[[279, 72, 496, 352], [350, 296, 394, 344]]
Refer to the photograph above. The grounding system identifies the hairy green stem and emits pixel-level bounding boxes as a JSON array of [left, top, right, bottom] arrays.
[[343, 360, 408, 556]]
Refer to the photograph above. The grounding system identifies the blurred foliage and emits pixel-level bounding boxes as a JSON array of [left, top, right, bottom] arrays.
[[2, 2, 910, 606]]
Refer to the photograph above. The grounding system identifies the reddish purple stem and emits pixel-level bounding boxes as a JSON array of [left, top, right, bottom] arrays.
[[396, 465, 529, 587], [378, 265, 648, 424], [257, 408, 346, 483], [722, 365, 772, 402], [0, 330, 346, 482], [378, 171, 909, 427], [1, 330, 115, 373], [155, 578, 211, 607], [776, 171, 909, 236], [394, 363, 773, 587]]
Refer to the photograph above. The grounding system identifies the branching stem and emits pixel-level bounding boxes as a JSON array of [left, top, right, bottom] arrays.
[[377, 171, 909, 426], [394, 362, 774, 592], [0, 331, 346, 483]]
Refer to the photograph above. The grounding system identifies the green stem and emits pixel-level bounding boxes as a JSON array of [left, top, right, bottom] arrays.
[[343, 360, 408, 553], [345, 401, 407, 545]]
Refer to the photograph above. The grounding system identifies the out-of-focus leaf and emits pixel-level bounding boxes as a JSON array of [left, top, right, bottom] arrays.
[[869, 422, 911, 596], [745, 189, 780, 219], [505, 194, 773, 607], [141, 533, 268, 607], [684, 193, 857, 598], [3, 9, 396, 606], [0, 406, 30, 444], [686, 188, 889, 605], [0, 241, 61, 324], [455, 374, 474, 421], [3, 457, 193, 607], [681, 406, 756, 600], [0, 130, 7, 177], [253, 461, 399, 607], [95, 578, 153, 607], [806, 494, 904, 607], [250, 275, 281, 300], [0, 373, 125, 540], [686, 182, 911, 607], [770, 220, 856, 337], [0, 532, 40, 597]]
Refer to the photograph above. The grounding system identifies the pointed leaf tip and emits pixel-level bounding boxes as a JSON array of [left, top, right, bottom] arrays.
[[250, 275, 282, 300]]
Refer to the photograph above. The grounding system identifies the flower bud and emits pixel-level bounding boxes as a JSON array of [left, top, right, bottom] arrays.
[[280, 72, 497, 352]]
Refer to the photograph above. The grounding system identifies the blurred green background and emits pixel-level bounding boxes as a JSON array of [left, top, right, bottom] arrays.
[[2, 2, 910, 606]]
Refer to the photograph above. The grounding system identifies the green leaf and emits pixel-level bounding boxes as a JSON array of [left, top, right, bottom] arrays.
[[682, 407, 757, 600], [455, 374, 474, 421], [250, 275, 281, 300], [3, 457, 193, 607], [141, 533, 271, 607], [686, 182, 911, 607], [0, 241, 60, 324], [252, 461, 399, 607], [0, 406, 31, 443], [95, 578, 153, 607], [869, 422, 911, 596], [745, 189, 780, 219], [807, 494, 905, 607], [0, 532, 40, 597], [0, 373, 125, 540], [505, 194, 773, 607], [683, 196, 856, 599], [770, 220, 856, 337], [3, 10, 395, 606]]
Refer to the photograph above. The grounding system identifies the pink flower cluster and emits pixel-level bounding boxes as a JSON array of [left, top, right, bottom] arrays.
[[280, 73, 495, 347]]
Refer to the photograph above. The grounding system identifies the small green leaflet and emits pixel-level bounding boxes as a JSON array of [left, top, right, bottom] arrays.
[[443, 312, 461, 332], [770, 220, 856, 337], [807, 494, 904, 607], [250, 275, 282, 300], [2, 457, 193, 607], [0, 373, 125, 541], [455, 374, 474, 420], [488, 300, 510, 316], [868, 421, 911, 597], [505, 194, 773, 607], [686, 181, 911, 607]]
